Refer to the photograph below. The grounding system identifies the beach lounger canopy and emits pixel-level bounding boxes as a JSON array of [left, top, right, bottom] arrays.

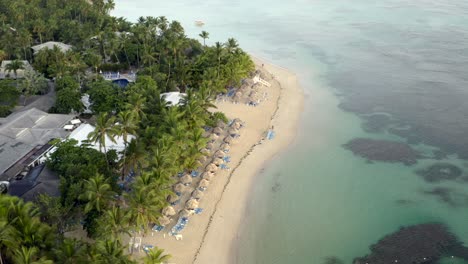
[[162, 206, 176, 216], [213, 158, 223, 166], [186, 199, 199, 209], [201, 172, 214, 180], [180, 209, 194, 218], [199, 179, 210, 188], [220, 143, 230, 152], [192, 189, 204, 200], [206, 163, 218, 172], [213, 127, 223, 135], [158, 215, 171, 226], [173, 183, 185, 192], [180, 174, 192, 184]]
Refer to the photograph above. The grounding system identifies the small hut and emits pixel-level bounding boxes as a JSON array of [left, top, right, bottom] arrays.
[[186, 199, 199, 209], [213, 127, 223, 135], [173, 183, 185, 193], [213, 158, 224, 166], [158, 215, 171, 226], [199, 179, 210, 188], [202, 172, 214, 180], [180, 209, 194, 218], [180, 174, 192, 185], [192, 189, 204, 200], [224, 136, 233, 144], [206, 163, 218, 172], [162, 206, 176, 216]]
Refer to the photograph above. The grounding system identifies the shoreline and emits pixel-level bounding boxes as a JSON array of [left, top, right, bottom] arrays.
[[138, 55, 303, 264], [193, 56, 304, 264]]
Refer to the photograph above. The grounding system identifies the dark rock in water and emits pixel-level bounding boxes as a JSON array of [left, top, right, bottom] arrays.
[[422, 187, 468, 207], [432, 149, 448, 160], [343, 138, 422, 165], [323, 256, 344, 264], [353, 223, 468, 264], [416, 163, 463, 183]]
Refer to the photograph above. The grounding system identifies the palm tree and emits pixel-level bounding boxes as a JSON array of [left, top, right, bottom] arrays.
[[143, 247, 172, 264], [5, 60, 24, 79], [11, 246, 52, 264], [122, 139, 148, 177], [125, 94, 146, 122], [79, 173, 116, 213], [53, 238, 87, 264], [225, 38, 239, 53], [125, 185, 161, 235], [214, 42, 224, 79], [116, 111, 138, 178], [99, 206, 130, 241], [88, 113, 118, 166], [94, 239, 133, 264], [199, 31, 209, 46]]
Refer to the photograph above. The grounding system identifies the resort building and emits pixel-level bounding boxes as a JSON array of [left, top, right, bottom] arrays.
[[31, 41, 73, 54], [161, 92, 187, 106], [68, 123, 134, 154], [0, 60, 33, 79], [0, 108, 75, 181]]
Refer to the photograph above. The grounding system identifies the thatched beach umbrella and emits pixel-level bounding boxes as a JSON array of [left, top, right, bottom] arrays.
[[213, 158, 223, 166], [199, 179, 210, 188], [228, 128, 239, 135], [192, 189, 204, 200], [186, 199, 199, 209], [206, 163, 218, 172], [220, 143, 230, 152], [180, 209, 193, 218], [167, 194, 179, 203], [158, 215, 171, 226], [231, 121, 242, 129], [198, 155, 207, 163], [173, 183, 185, 193], [201, 148, 210, 155], [213, 127, 223, 135], [210, 133, 219, 140], [201, 172, 214, 180], [214, 150, 225, 158], [162, 206, 176, 216], [224, 136, 233, 143], [206, 142, 214, 150], [180, 174, 192, 185]]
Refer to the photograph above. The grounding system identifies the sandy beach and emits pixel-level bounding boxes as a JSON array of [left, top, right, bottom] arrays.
[[137, 56, 303, 264]]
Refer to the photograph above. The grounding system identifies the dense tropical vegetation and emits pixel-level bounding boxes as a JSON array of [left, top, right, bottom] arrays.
[[0, 0, 255, 262]]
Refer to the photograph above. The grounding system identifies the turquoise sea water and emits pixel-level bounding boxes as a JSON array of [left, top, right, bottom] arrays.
[[114, 1, 468, 263]]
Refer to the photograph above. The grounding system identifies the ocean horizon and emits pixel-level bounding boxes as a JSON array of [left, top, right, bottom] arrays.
[[114, 0, 468, 263]]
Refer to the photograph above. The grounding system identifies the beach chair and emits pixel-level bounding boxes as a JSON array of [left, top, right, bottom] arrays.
[[142, 244, 154, 254]]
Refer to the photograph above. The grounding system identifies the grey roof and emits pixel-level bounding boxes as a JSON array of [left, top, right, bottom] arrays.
[[0, 108, 74, 178], [8, 165, 60, 202], [31, 41, 72, 54]]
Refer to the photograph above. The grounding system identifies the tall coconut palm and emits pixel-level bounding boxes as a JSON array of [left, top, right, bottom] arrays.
[[225, 37, 239, 54], [99, 206, 130, 242], [94, 239, 133, 264], [5, 60, 24, 79], [79, 173, 116, 213], [143, 247, 172, 264], [88, 113, 119, 166], [125, 185, 161, 234], [52, 238, 87, 264], [116, 111, 137, 178], [214, 42, 224, 79], [199, 31, 209, 46], [122, 139, 148, 177]]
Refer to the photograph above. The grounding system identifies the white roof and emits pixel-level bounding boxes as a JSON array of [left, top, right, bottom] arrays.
[[31, 41, 72, 54], [68, 123, 134, 154], [161, 92, 186, 106], [63, 125, 74, 130], [70, 119, 81, 125]]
